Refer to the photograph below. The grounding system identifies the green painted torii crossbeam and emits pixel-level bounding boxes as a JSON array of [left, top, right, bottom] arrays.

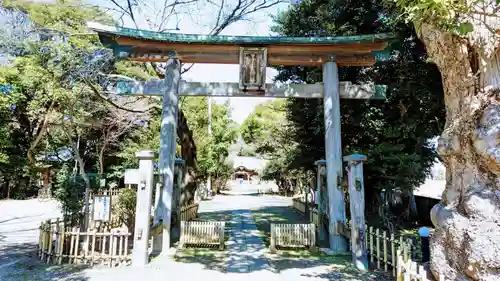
[[88, 22, 395, 264]]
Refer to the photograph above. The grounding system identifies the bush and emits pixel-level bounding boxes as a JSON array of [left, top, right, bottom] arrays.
[[115, 188, 136, 231], [53, 165, 85, 224], [53, 165, 103, 225]]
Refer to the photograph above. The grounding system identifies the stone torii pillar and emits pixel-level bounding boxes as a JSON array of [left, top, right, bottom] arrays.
[[344, 153, 368, 270], [322, 61, 348, 253], [152, 157, 185, 255], [156, 59, 181, 254]]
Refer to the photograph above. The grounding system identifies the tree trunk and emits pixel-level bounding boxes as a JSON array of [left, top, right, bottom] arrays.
[[64, 129, 92, 230], [99, 144, 106, 177], [417, 23, 500, 280], [177, 109, 199, 206]]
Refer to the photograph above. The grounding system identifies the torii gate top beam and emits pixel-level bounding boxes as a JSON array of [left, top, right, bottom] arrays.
[[88, 22, 394, 67]]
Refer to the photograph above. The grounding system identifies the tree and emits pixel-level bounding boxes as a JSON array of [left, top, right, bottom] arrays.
[[240, 99, 288, 158], [270, 0, 445, 227], [241, 100, 312, 195], [117, 97, 238, 202], [181, 97, 238, 194], [95, 0, 286, 203], [0, 1, 148, 228], [390, 0, 500, 279]]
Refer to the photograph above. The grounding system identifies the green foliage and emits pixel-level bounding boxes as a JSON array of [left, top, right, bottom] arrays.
[[116, 108, 163, 169], [181, 97, 238, 185], [53, 164, 84, 223], [116, 97, 238, 192], [264, 0, 445, 221], [391, 0, 499, 35], [0, 1, 141, 201], [115, 188, 137, 230], [5, 0, 113, 33], [240, 100, 288, 157]]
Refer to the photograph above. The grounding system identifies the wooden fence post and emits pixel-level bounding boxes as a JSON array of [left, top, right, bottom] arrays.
[[47, 219, 54, 264], [391, 233, 396, 276], [343, 154, 368, 271], [219, 222, 225, 250], [383, 231, 388, 272], [270, 224, 276, 253], [58, 220, 65, 265], [314, 159, 327, 242]]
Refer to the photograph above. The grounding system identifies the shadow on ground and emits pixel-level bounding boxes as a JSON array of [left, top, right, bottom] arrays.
[[0, 215, 42, 225], [251, 205, 395, 280], [174, 248, 227, 273], [0, 243, 90, 281], [251, 205, 311, 247], [172, 208, 235, 273], [268, 251, 392, 280]]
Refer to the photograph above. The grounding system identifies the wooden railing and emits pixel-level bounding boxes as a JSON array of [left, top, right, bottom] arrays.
[[396, 253, 445, 281], [337, 220, 412, 275], [292, 198, 325, 235], [37, 188, 52, 200], [291, 201, 446, 280], [91, 189, 123, 198], [269, 223, 316, 252], [180, 203, 199, 221], [292, 197, 306, 213], [38, 218, 132, 267], [179, 221, 225, 249]]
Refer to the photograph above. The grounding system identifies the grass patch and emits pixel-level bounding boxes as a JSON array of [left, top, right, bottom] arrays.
[[267, 250, 391, 280], [251, 206, 310, 247], [174, 248, 227, 273], [197, 211, 233, 222], [250, 205, 394, 280]]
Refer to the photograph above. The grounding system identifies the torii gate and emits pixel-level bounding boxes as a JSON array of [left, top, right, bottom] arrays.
[[89, 22, 394, 256]]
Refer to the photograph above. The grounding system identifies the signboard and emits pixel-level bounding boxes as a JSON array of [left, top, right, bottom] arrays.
[[124, 169, 140, 185], [92, 195, 111, 222], [239, 47, 267, 91]]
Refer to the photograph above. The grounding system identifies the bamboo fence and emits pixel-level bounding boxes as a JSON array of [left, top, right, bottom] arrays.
[[91, 189, 123, 198], [270, 223, 316, 251], [38, 218, 132, 267], [292, 197, 307, 213], [341, 219, 414, 276], [292, 198, 323, 234], [38, 200, 200, 268], [180, 203, 199, 221], [292, 197, 446, 281], [396, 252, 445, 281], [179, 221, 225, 249]]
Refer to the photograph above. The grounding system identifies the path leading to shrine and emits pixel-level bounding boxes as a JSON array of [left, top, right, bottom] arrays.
[[0, 183, 386, 281]]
